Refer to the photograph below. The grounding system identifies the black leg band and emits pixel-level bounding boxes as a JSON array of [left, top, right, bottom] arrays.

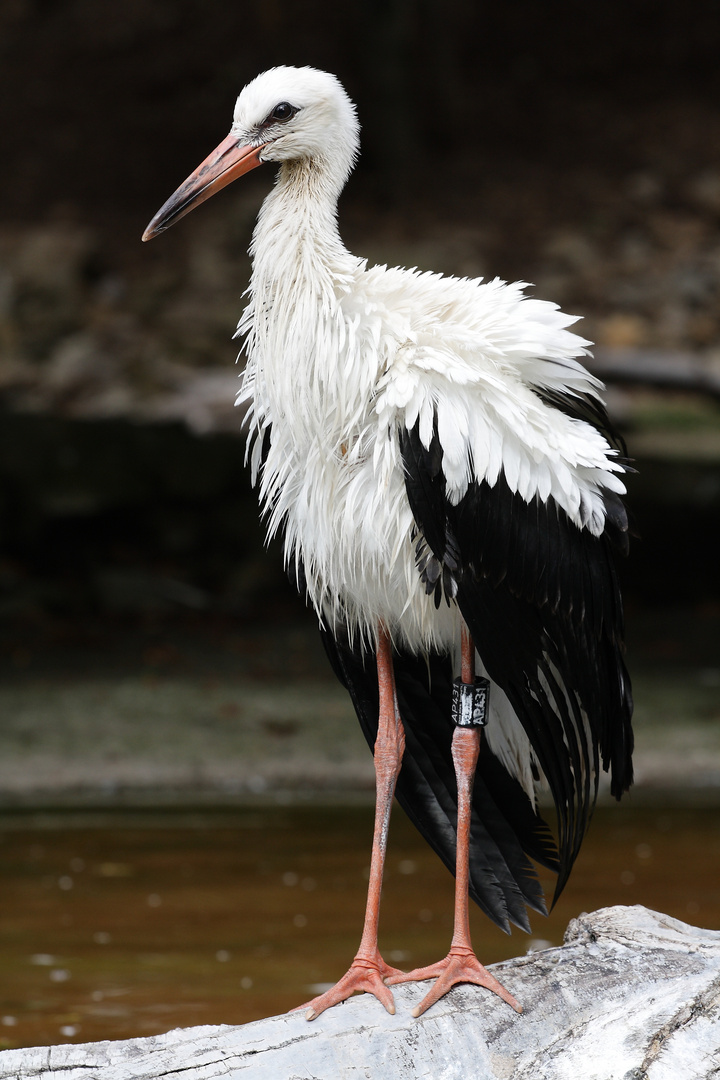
[[451, 676, 490, 728]]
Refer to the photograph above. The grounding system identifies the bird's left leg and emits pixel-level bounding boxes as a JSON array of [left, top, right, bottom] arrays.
[[300, 622, 407, 1020], [386, 623, 522, 1017]]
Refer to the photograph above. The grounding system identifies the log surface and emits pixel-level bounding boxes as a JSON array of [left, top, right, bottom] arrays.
[[2, 906, 719, 1080]]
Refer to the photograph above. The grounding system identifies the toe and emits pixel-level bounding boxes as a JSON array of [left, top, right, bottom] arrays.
[[386, 962, 442, 986]]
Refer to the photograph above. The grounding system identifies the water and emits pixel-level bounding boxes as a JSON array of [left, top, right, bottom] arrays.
[[0, 801, 718, 1050]]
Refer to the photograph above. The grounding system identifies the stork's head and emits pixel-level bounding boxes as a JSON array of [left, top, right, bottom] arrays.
[[143, 67, 359, 241]]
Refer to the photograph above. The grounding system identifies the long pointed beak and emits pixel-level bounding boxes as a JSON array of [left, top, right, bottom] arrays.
[[142, 134, 265, 241]]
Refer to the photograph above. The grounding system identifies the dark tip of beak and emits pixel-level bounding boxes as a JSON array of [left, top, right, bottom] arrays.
[[142, 212, 173, 243], [141, 137, 265, 243]]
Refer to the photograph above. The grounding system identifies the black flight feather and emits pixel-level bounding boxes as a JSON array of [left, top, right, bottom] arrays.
[[399, 416, 633, 906]]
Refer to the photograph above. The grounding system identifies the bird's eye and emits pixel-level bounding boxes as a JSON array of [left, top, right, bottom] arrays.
[[270, 102, 295, 123]]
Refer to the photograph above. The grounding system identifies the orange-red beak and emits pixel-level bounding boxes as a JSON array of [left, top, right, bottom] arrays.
[[142, 134, 265, 241]]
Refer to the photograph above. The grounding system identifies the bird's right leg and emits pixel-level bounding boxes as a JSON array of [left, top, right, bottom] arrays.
[[300, 622, 407, 1020], [386, 623, 522, 1017]]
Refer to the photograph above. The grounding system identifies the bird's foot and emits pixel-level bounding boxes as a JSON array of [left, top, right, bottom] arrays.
[[385, 945, 522, 1017], [297, 950, 406, 1020]]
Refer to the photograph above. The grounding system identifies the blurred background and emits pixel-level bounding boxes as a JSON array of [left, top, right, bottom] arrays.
[[0, 0, 719, 1053]]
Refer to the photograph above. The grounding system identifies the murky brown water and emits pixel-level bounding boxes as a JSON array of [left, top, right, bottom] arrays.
[[0, 801, 718, 1050]]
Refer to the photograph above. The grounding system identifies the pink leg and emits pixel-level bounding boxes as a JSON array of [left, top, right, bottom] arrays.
[[300, 623, 407, 1020], [387, 624, 522, 1017]]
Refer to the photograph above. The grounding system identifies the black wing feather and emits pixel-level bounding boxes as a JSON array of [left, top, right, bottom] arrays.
[[400, 411, 633, 904]]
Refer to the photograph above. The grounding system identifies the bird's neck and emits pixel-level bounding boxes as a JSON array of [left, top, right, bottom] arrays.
[[241, 159, 367, 444], [250, 159, 356, 294]]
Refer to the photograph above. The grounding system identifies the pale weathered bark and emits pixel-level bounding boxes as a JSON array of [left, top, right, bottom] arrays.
[[1, 905, 719, 1080]]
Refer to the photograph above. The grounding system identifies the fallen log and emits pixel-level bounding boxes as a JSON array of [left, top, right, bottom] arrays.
[[1, 905, 719, 1080]]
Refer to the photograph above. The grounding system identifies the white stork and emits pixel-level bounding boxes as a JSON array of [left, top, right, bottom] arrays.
[[143, 66, 633, 1021]]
